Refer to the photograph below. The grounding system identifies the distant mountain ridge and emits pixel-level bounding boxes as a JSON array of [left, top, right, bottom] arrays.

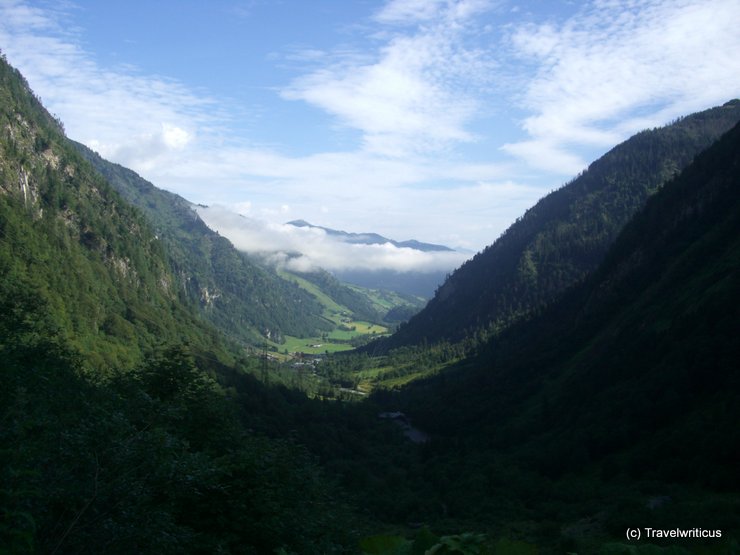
[[286, 219, 454, 252], [373, 100, 740, 350], [285, 219, 458, 298]]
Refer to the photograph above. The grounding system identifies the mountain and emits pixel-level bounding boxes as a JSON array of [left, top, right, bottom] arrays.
[[287, 219, 454, 252], [68, 145, 427, 350], [375, 100, 740, 350], [387, 120, 740, 528], [287, 267, 384, 324], [73, 145, 334, 345], [0, 56, 237, 369], [286, 219, 457, 297]]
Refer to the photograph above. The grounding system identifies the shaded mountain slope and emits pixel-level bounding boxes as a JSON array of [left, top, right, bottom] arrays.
[[395, 121, 740, 495], [74, 144, 332, 345], [378, 100, 740, 350]]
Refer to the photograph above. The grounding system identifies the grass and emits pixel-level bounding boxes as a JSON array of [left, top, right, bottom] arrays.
[[272, 270, 393, 355], [277, 335, 355, 355], [346, 284, 426, 313], [328, 320, 386, 340], [348, 359, 455, 393]]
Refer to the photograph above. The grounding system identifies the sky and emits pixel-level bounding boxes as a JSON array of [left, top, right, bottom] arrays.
[[1, 0, 739, 270]]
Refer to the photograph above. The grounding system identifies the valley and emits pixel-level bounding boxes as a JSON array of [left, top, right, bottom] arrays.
[[255, 269, 427, 360], [2, 49, 740, 555]]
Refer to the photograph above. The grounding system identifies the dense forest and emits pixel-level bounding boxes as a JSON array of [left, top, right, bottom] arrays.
[[2, 53, 739, 555]]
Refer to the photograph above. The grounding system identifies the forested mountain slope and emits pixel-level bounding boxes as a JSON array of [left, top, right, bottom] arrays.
[[378, 100, 740, 350], [389, 121, 740, 521], [0, 56, 234, 369], [75, 143, 332, 345]]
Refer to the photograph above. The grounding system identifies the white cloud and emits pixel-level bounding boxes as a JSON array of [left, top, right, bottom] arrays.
[[0, 0, 221, 174], [375, 0, 493, 25], [88, 123, 194, 173], [0, 0, 56, 31], [149, 142, 530, 252], [503, 0, 740, 172], [196, 205, 471, 274], [374, 0, 446, 24], [281, 0, 495, 157], [162, 123, 192, 149], [233, 201, 252, 215], [501, 140, 587, 176], [0, 0, 515, 251], [388, 180, 544, 250]]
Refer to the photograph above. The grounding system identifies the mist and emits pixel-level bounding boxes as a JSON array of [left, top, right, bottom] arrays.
[[195, 205, 470, 275]]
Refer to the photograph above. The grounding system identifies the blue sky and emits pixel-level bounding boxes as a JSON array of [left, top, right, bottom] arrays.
[[1, 0, 739, 263]]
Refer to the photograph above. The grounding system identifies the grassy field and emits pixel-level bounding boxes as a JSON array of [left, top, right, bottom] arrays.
[[346, 359, 452, 393], [328, 320, 384, 340], [277, 336, 355, 355], [269, 271, 394, 355]]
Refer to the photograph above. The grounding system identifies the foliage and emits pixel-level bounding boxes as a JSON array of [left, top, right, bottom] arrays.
[[360, 530, 494, 555], [292, 268, 384, 323], [384, 303, 421, 324], [1, 53, 364, 553], [0, 56, 242, 370]]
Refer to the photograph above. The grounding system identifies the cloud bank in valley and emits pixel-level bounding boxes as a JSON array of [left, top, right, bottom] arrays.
[[196, 205, 470, 274]]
